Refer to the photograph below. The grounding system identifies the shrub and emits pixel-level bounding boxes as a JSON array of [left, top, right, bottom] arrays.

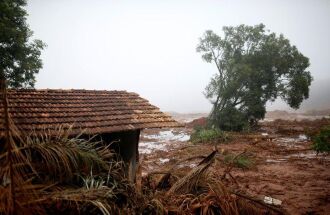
[[190, 128, 230, 144], [215, 107, 250, 131], [312, 126, 330, 153]]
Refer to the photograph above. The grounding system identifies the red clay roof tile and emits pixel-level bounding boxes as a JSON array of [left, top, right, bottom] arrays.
[[0, 89, 181, 136]]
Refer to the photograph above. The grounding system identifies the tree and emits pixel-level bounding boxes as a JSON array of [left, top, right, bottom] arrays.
[[197, 24, 312, 131], [0, 0, 45, 88], [0, 1, 44, 213]]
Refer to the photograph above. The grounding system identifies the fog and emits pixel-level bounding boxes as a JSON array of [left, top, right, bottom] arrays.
[[27, 0, 330, 113]]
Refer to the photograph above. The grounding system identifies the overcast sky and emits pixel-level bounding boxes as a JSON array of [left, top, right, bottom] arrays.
[[26, 0, 330, 113]]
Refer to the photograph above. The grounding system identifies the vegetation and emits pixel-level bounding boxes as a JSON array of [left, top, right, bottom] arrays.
[[0, 124, 279, 214], [0, 2, 47, 212], [224, 153, 254, 169], [146, 150, 279, 214], [0, 0, 45, 88], [0, 123, 137, 214], [312, 126, 330, 153], [190, 127, 230, 144], [197, 24, 312, 131]]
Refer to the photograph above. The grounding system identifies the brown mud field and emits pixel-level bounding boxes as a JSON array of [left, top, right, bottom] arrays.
[[139, 118, 330, 215]]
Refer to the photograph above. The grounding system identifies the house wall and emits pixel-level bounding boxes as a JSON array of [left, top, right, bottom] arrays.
[[99, 129, 140, 181]]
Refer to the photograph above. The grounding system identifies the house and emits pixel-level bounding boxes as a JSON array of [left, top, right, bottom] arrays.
[[0, 89, 181, 180]]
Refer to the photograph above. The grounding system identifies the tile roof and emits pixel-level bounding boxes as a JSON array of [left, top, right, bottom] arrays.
[[0, 89, 181, 137]]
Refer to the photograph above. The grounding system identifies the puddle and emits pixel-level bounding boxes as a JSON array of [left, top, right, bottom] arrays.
[[298, 134, 308, 141], [139, 129, 190, 154], [284, 152, 329, 160], [266, 151, 329, 163], [266, 158, 287, 163], [178, 163, 197, 168], [285, 152, 317, 159], [139, 141, 167, 154], [262, 118, 275, 122], [274, 134, 308, 149], [159, 158, 170, 163], [143, 130, 190, 142]]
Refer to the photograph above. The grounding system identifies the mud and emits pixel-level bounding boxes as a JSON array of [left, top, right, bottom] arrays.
[[139, 119, 330, 215]]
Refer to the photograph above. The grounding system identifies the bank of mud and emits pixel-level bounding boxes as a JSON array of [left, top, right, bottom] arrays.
[[139, 118, 330, 215]]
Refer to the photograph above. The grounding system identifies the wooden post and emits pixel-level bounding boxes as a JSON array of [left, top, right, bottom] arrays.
[[1, 79, 16, 215]]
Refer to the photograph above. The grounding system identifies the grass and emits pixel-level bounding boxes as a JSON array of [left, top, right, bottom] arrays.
[[190, 127, 230, 144], [224, 153, 254, 169]]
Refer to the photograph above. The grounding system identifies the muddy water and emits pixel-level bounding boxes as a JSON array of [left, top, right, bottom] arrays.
[[139, 128, 190, 154], [266, 134, 329, 163]]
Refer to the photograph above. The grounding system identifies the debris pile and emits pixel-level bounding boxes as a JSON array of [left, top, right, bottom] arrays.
[[142, 150, 284, 215]]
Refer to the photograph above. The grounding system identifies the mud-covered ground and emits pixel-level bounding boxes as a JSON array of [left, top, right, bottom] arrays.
[[139, 119, 330, 215]]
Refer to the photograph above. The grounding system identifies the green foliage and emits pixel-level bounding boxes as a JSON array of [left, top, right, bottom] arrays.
[[0, 0, 45, 87], [312, 126, 330, 153], [216, 106, 249, 131], [224, 153, 254, 169], [190, 127, 230, 144], [197, 24, 312, 131]]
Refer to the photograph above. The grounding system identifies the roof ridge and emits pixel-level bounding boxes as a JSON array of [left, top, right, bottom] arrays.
[[8, 88, 129, 93]]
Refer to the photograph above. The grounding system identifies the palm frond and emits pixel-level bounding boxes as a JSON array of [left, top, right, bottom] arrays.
[[167, 150, 217, 195], [21, 128, 113, 183]]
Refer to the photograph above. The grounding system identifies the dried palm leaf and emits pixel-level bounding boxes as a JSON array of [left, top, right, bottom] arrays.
[[167, 150, 217, 195], [0, 80, 44, 215]]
